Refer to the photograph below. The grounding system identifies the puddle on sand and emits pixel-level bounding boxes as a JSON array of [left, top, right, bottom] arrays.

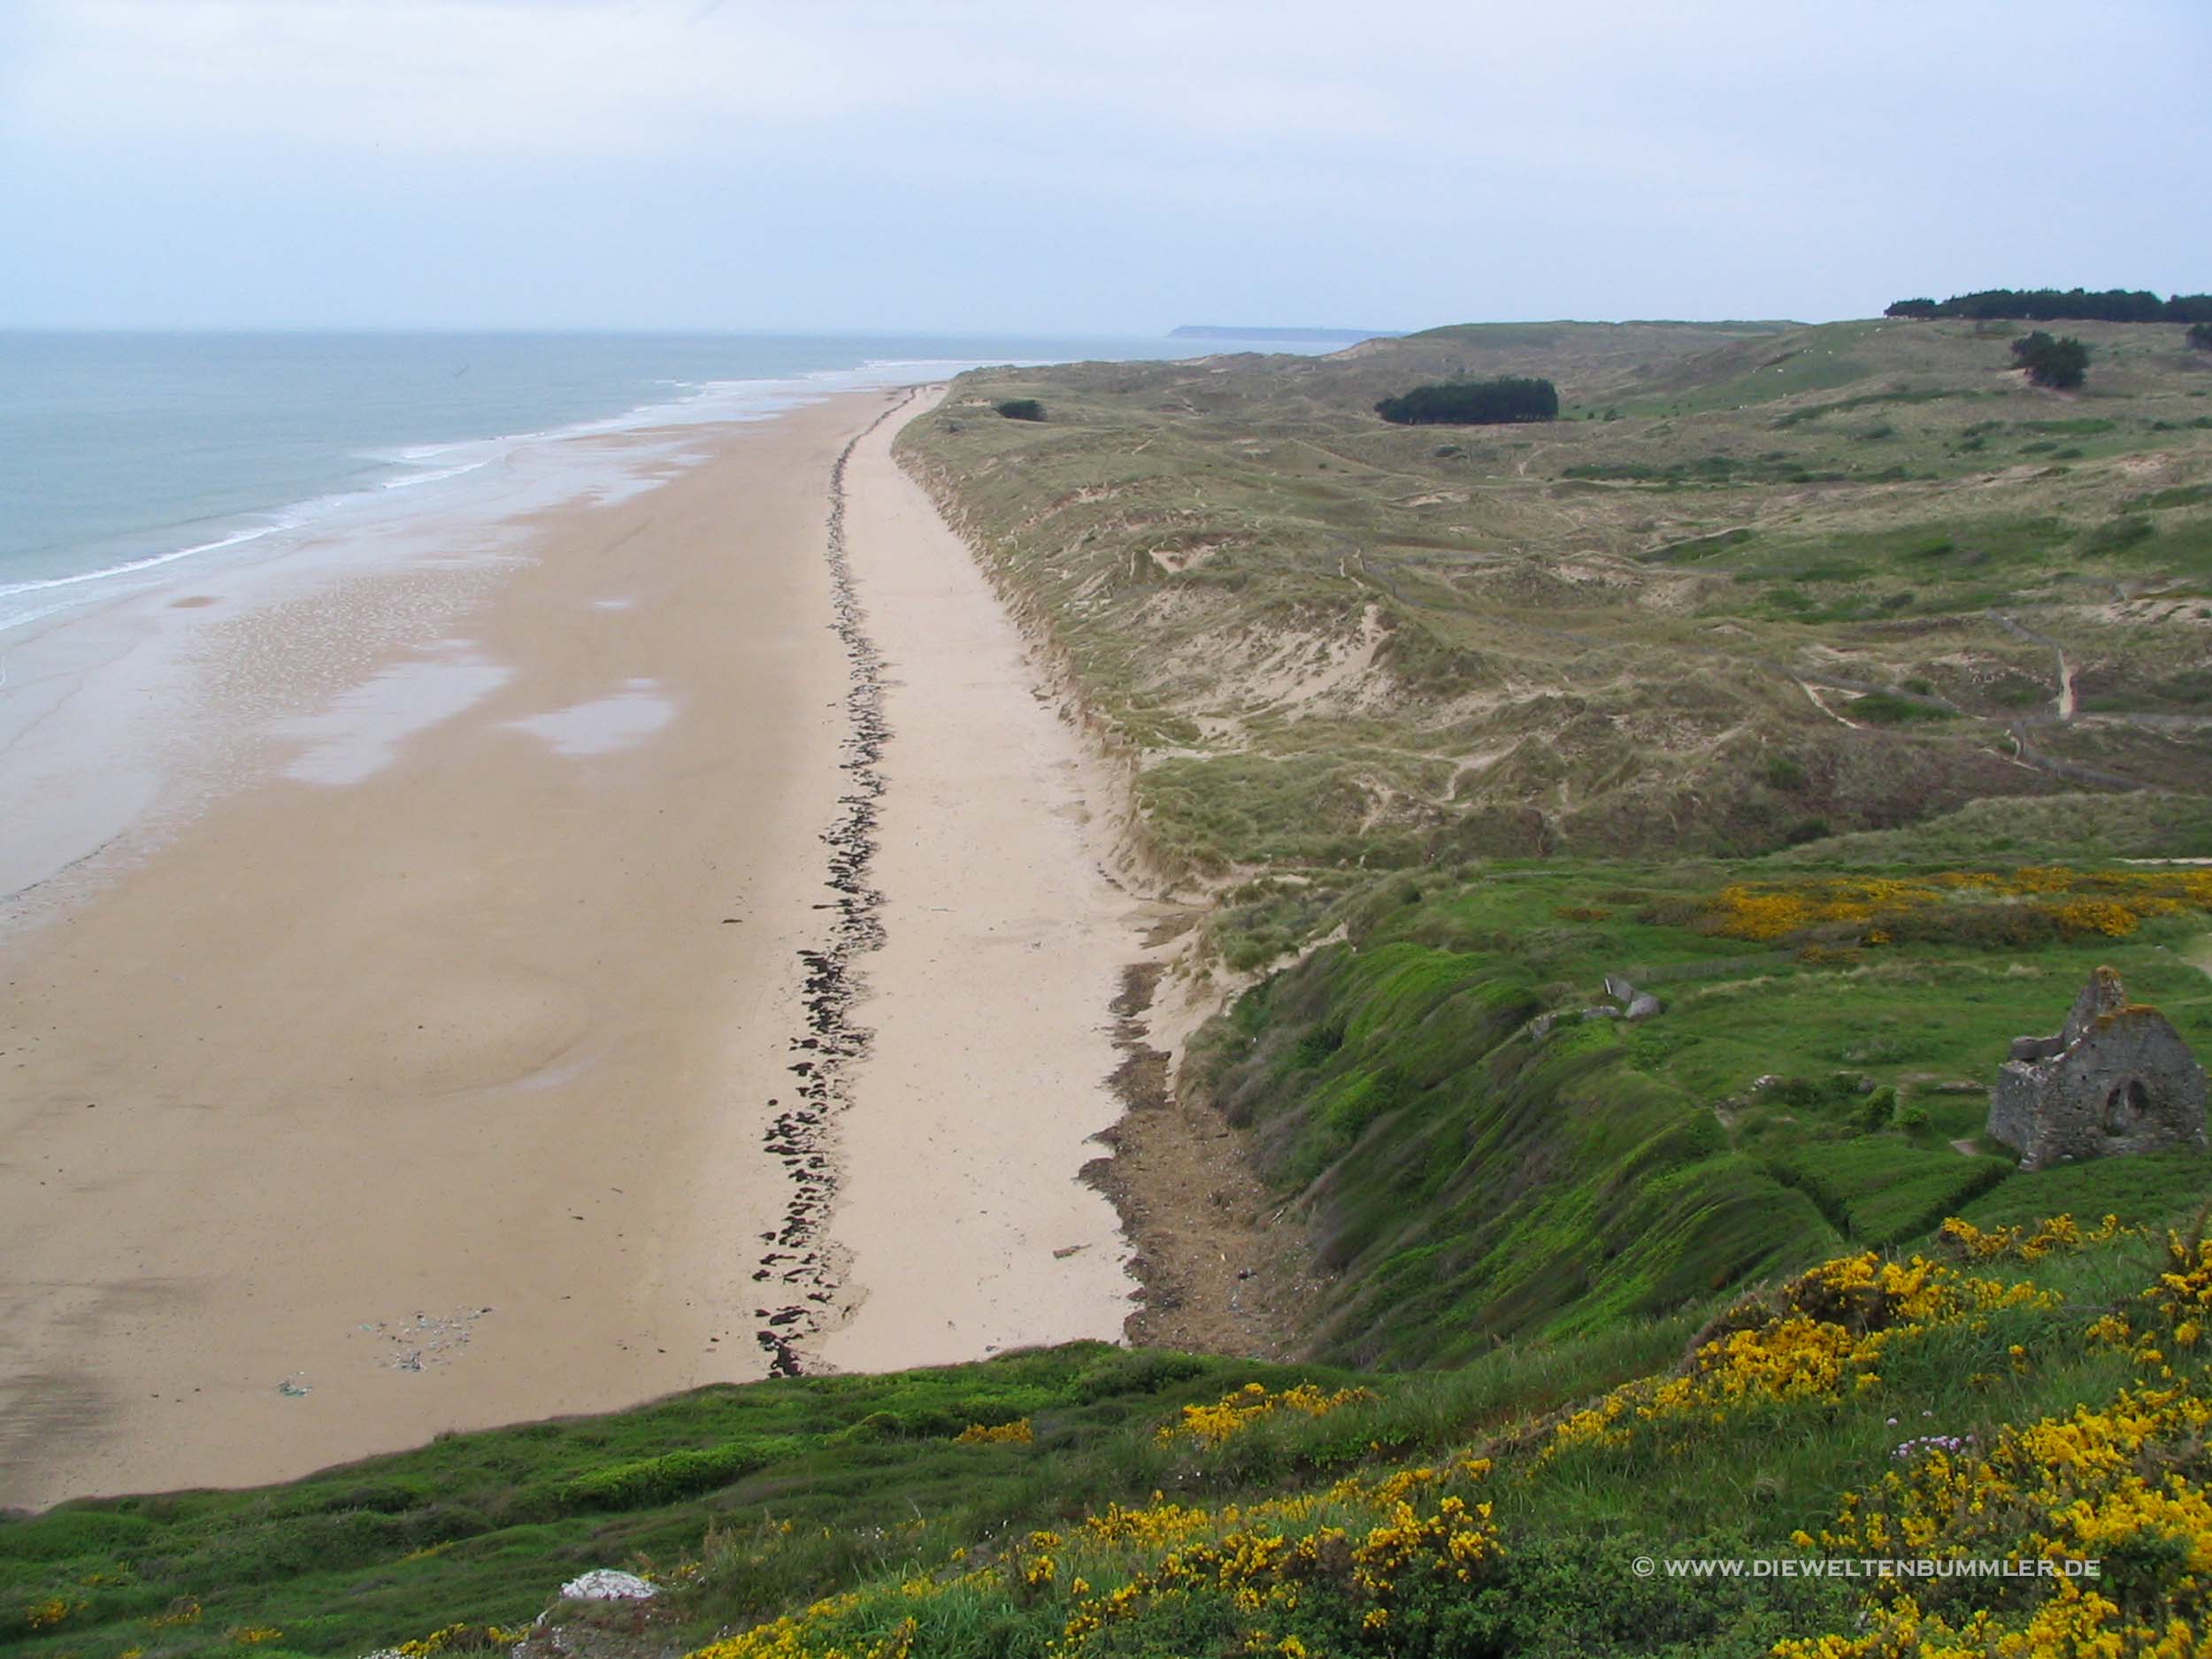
[[280, 644, 512, 786], [502, 679, 673, 757]]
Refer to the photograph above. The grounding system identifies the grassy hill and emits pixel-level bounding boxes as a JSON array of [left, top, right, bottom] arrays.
[[1192, 842, 2212, 1370], [8, 319, 2212, 1658], [9, 1206, 2212, 1657], [898, 318, 2212, 875]]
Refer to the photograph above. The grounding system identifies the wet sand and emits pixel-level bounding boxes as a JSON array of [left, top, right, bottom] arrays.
[[0, 397, 866, 1508], [0, 384, 1144, 1511]]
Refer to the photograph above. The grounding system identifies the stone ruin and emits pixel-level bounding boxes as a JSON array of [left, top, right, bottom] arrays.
[[1603, 974, 1665, 1023], [1987, 966, 2208, 1171], [1526, 973, 1662, 1041]]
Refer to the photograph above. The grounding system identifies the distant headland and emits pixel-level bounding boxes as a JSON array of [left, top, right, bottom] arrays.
[[1169, 324, 1403, 342]]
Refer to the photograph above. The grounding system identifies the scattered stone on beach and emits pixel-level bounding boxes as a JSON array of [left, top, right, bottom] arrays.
[[364, 1306, 493, 1373]]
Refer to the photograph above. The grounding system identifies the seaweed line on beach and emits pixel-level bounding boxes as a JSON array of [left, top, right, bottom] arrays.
[[749, 388, 916, 1377]]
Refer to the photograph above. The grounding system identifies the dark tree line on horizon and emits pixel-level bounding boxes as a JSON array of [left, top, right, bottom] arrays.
[[1887, 288, 2212, 324], [1375, 376, 1559, 426]]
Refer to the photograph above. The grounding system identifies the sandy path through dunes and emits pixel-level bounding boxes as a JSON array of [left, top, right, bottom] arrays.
[[812, 390, 1135, 1371], [0, 395, 879, 1509]]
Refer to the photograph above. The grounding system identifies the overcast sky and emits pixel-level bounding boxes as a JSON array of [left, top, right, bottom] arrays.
[[2, 0, 2206, 333]]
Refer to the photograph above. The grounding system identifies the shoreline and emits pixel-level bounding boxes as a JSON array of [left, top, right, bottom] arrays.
[[0, 377, 1282, 1512], [0, 395, 866, 1508], [0, 426, 689, 913]]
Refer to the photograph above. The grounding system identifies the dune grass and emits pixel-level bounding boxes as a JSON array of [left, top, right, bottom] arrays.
[[900, 317, 2212, 879]]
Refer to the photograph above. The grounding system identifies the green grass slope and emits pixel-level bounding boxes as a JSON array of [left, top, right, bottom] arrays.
[[0, 1349, 1342, 1657], [1193, 851, 2212, 1368], [12, 1217, 2212, 1657]]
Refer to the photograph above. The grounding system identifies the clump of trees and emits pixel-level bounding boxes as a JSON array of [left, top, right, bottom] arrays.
[[2188, 322, 2212, 351], [995, 398, 1047, 421], [2010, 331, 2090, 390], [1887, 288, 2212, 324], [1375, 376, 1558, 426]]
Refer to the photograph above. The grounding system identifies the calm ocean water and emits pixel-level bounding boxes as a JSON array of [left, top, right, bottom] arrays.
[[0, 331, 1281, 634]]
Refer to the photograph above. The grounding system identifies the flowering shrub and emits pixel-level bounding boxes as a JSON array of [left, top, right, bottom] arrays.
[[1781, 1382, 2212, 1656], [1054, 1461, 1502, 1654], [651, 1224, 2212, 1659], [1704, 878, 1940, 941], [1937, 1212, 2135, 1263], [1775, 1582, 2200, 1659], [681, 1462, 1500, 1659], [22, 1597, 77, 1630], [1697, 866, 2212, 946], [684, 1593, 910, 1659], [2084, 1226, 2212, 1379], [952, 1417, 1033, 1445], [386, 1622, 530, 1656], [1549, 1251, 2053, 1456], [1762, 1224, 2212, 1655], [2045, 897, 2149, 938], [1155, 1381, 1376, 1448]]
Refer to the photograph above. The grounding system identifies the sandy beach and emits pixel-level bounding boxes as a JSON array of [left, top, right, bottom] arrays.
[[813, 393, 1133, 1371], [0, 386, 1135, 1509]]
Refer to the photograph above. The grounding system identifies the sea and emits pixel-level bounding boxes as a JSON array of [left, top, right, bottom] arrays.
[[0, 330, 1307, 636]]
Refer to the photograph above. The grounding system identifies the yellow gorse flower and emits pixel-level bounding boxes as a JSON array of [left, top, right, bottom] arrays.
[[23, 1597, 77, 1630], [678, 1454, 1501, 1659], [1154, 1381, 1375, 1448], [1699, 865, 2212, 943], [392, 1623, 531, 1657], [1549, 1249, 2053, 1456], [952, 1417, 1033, 1444], [666, 1223, 2212, 1659]]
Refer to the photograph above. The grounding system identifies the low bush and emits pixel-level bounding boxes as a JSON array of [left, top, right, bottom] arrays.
[[1375, 376, 1557, 426], [1848, 692, 1954, 725], [2010, 330, 2090, 390], [560, 1440, 799, 1509]]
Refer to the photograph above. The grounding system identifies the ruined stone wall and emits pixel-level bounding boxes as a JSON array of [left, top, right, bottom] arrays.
[[1986, 971, 2208, 1171]]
